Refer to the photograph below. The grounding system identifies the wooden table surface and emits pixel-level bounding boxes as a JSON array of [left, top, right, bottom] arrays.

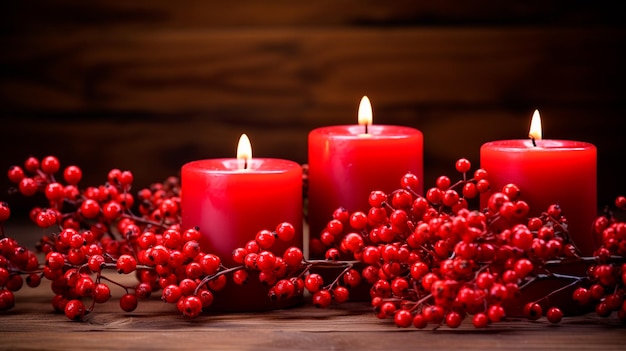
[[0, 221, 625, 351], [1, 277, 625, 351]]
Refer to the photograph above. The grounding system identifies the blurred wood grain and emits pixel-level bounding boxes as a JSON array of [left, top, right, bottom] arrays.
[[0, 276, 625, 351], [0, 1, 624, 214]]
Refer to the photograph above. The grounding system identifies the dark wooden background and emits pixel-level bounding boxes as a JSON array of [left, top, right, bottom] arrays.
[[1, 1, 625, 217]]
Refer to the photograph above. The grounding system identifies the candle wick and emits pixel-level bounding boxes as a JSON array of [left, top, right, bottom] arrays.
[[531, 137, 536, 147], [244, 159, 248, 170], [364, 124, 369, 134]]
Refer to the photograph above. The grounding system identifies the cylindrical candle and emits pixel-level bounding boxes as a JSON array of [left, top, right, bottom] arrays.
[[181, 135, 303, 311], [307, 97, 423, 257], [480, 113, 597, 256]]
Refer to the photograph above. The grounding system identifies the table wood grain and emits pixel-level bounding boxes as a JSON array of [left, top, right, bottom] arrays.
[[1, 277, 625, 351]]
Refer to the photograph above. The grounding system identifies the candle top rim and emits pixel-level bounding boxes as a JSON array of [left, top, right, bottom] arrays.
[[183, 158, 301, 174], [310, 124, 422, 138], [482, 139, 596, 151]]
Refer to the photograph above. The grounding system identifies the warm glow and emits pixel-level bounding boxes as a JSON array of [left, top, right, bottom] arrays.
[[358, 96, 373, 131], [237, 134, 252, 170], [528, 109, 542, 142]]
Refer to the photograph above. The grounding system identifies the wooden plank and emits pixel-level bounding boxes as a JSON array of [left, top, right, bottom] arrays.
[[1, 0, 623, 31], [1, 27, 624, 118], [0, 278, 624, 351]]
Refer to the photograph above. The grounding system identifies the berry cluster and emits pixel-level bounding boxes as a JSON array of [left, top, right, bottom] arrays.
[[0, 155, 349, 320], [3, 156, 189, 319], [309, 159, 626, 328], [1, 155, 625, 329]]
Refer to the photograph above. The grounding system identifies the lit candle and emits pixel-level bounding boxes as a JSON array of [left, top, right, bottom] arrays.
[[307, 96, 424, 257], [480, 110, 597, 255], [181, 134, 303, 311]]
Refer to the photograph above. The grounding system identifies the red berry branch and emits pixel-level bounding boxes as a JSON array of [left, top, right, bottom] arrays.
[[0, 155, 625, 329]]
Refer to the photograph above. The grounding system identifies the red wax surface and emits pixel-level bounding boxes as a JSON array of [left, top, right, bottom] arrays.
[[307, 125, 423, 256], [480, 139, 597, 255], [181, 158, 303, 311]]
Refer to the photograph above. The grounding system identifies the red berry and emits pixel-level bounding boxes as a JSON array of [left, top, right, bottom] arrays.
[[178, 278, 198, 296], [332, 286, 349, 303], [120, 293, 138, 312], [349, 211, 368, 230], [342, 269, 361, 288], [547, 204, 562, 218], [0, 289, 15, 311], [304, 273, 324, 293], [422, 305, 444, 324], [6, 273, 23, 291], [7, 166, 25, 184], [426, 187, 443, 204], [63, 165, 82, 184], [199, 254, 221, 275], [0, 268, 9, 287], [487, 304, 506, 323], [511, 225, 534, 250], [462, 182, 478, 199], [501, 183, 521, 201], [80, 199, 101, 219], [283, 247, 304, 267], [546, 307, 563, 323], [445, 311, 463, 328], [19, 178, 38, 196], [275, 222, 296, 242], [472, 313, 489, 328], [159, 199, 179, 218], [232, 269, 249, 285], [75, 276, 95, 297], [273, 279, 296, 300], [394, 309, 413, 328], [64, 299, 86, 321], [312, 289, 332, 308], [116, 254, 137, 274], [513, 258, 534, 279], [135, 282, 152, 299], [0, 202, 10, 222], [368, 190, 387, 208], [436, 176, 451, 190], [93, 283, 112, 303], [400, 172, 420, 190], [342, 233, 364, 253], [455, 158, 471, 173], [162, 284, 182, 303], [180, 296, 203, 318], [102, 201, 123, 221], [255, 229, 276, 249], [207, 275, 227, 291], [41, 156, 60, 174], [119, 171, 134, 188], [256, 251, 276, 271], [413, 314, 428, 329], [198, 290, 214, 308], [476, 179, 490, 193], [24, 156, 40, 173], [182, 240, 201, 259], [523, 302, 542, 320]]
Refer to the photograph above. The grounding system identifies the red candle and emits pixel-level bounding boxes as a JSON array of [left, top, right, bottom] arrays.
[[307, 96, 424, 257], [181, 134, 303, 311], [480, 110, 597, 255]]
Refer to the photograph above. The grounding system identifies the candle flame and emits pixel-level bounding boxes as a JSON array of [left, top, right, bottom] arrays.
[[528, 109, 542, 143], [237, 133, 252, 170], [358, 96, 373, 133]]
